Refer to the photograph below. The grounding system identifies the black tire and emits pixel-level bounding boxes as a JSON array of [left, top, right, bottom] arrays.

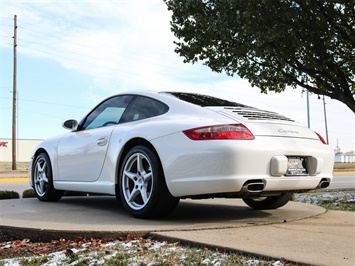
[[32, 153, 64, 202], [115, 184, 122, 202], [119, 145, 179, 219], [242, 192, 293, 210]]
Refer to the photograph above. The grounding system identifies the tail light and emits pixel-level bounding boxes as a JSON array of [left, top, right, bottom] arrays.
[[183, 124, 254, 140], [316, 132, 327, 144]]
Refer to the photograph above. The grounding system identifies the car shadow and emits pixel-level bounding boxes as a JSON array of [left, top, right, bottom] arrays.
[[167, 199, 271, 222], [59, 196, 272, 223]]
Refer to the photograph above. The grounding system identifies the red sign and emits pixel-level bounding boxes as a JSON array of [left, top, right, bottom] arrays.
[[0, 142, 8, 147]]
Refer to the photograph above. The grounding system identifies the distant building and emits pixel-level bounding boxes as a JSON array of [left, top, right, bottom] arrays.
[[0, 138, 43, 162], [334, 140, 355, 163], [334, 153, 355, 163]]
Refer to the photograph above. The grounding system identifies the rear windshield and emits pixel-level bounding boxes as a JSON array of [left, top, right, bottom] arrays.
[[162, 92, 249, 107]]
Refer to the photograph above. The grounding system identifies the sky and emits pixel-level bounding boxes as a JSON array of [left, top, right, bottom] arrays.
[[0, 0, 354, 153]]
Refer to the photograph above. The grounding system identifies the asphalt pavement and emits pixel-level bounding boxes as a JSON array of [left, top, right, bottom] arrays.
[[0, 172, 354, 266]]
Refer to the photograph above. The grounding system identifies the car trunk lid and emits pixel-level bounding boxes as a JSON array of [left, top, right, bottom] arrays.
[[205, 106, 319, 140]]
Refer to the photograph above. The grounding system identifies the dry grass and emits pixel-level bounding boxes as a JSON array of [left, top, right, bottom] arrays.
[[334, 162, 355, 170], [294, 189, 355, 212], [0, 162, 29, 172], [0, 237, 282, 266]]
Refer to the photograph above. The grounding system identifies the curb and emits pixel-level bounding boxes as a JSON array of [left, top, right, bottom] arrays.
[[0, 225, 148, 243]]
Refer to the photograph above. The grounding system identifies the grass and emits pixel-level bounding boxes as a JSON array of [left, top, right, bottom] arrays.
[[333, 162, 355, 170], [0, 238, 286, 266], [0, 162, 29, 172], [294, 189, 355, 212]]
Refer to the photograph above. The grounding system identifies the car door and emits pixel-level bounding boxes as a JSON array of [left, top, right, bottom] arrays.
[[57, 95, 133, 182]]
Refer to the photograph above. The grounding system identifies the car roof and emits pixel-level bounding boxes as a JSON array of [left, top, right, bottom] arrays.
[[113, 90, 249, 108]]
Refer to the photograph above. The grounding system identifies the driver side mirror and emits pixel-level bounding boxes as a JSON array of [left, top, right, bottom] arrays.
[[63, 119, 78, 130]]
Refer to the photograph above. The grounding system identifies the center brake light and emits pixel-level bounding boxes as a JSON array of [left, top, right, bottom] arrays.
[[183, 124, 255, 140]]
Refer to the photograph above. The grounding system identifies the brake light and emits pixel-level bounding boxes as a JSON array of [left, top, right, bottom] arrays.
[[316, 132, 327, 144], [183, 124, 254, 140]]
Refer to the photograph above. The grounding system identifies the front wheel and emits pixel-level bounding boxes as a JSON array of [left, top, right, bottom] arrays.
[[119, 145, 179, 219], [32, 153, 64, 202], [242, 192, 293, 210]]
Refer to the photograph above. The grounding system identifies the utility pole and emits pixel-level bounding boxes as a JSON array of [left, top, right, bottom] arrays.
[[306, 91, 310, 128], [323, 95, 329, 144], [12, 15, 17, 170]]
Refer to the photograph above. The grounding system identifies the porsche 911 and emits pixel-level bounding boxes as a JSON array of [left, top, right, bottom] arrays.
[[29, 91, 334, 218]]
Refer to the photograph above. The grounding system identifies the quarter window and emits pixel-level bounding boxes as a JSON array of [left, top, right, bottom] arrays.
[[120, 96, 168, 123]]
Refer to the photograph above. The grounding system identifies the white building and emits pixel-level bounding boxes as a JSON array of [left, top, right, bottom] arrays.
[[334, 153, 355, 163], [0, 138, 43, 162]]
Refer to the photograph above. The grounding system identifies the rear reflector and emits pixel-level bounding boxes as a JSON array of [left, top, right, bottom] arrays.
[[183, 124, 254, 140]]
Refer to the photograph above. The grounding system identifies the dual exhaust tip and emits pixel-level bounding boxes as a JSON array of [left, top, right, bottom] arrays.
[[242, 178, 331, 193], [317, 178, 330, 189], [242, 180, 265, 193]]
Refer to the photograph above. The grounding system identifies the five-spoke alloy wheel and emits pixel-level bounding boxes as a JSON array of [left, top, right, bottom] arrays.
[[32, 152, 63, 201], [119, 145, 179, 219]]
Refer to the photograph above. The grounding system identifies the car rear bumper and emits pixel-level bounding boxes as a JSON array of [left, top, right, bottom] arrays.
[[167, 175, 331, 197], [151, 133, 334, 197]]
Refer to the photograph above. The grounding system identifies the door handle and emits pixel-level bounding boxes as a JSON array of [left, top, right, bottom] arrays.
[[97, 137, 108, 146]]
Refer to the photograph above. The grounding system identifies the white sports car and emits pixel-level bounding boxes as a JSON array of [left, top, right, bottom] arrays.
[[29, 91, 334, 218]]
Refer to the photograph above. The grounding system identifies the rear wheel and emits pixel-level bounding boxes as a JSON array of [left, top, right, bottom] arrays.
[[242, 192, 293, 210], [33, 153, 64, 201], [119, 145, 179, 219]]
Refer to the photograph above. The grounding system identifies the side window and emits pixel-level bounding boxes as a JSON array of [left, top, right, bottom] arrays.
[[120, 96, 168, 123], [81, 95, 133, 130]]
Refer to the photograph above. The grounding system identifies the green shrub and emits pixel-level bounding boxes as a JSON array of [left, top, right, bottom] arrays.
[[23, 188, 36, 198], [0, 190, 20, 199]]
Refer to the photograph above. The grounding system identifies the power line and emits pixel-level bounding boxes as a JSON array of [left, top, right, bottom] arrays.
[[18, 107, 75, 120], [0, 96, 89, 109], [0, 17, 13, 21]]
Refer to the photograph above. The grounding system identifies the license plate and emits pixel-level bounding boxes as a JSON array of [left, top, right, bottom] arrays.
[[286, 157, 307, 176]]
